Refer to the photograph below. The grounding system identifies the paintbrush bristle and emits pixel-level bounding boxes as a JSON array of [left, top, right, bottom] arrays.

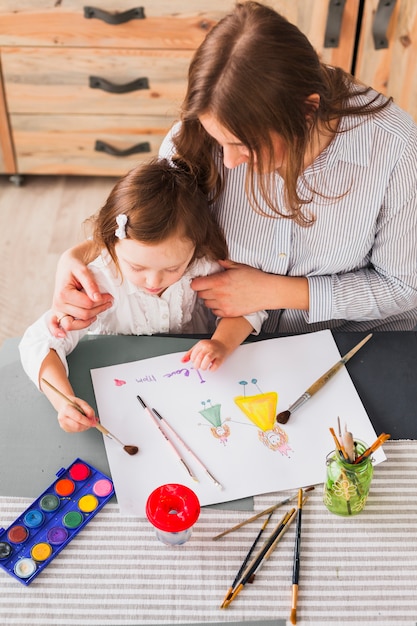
[[276, 410, 291, 424], [124, 445, 139, 456]]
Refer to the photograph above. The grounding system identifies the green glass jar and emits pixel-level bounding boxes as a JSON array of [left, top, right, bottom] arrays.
[[323, 440, 373, 516]]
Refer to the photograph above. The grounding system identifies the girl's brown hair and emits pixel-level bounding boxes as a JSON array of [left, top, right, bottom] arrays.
[[89, 158, 228, 269], [173, 1, 391, 226]]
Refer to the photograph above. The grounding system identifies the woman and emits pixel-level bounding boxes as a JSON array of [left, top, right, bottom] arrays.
[[51, 1, 417, 334]]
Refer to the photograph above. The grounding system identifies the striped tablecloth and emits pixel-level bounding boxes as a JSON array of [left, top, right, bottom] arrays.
[[0, 440, 416, 626]]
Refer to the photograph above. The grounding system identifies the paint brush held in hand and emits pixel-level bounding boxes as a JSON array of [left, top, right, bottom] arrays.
[[41, 378, 139, 456], [276, 333, 373, 424]]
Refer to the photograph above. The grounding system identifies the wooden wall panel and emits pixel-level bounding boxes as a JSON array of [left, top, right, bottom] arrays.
[[0, 56, 16, 173], [356, 0, 417, 121]]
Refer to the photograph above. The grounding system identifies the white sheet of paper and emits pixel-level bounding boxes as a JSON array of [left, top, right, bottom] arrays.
[[90, 330, 385, 516]]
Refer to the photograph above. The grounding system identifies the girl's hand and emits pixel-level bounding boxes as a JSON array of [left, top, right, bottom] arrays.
[[57, 396, 98, 433], [181, 339, 229, 372]]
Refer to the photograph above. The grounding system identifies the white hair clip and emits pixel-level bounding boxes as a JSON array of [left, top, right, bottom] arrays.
[[115, 214, 128, 239]]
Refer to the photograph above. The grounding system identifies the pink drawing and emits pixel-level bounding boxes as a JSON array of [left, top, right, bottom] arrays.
[[114, 379, 126, 387]]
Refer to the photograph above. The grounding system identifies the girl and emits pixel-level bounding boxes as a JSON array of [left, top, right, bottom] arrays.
[[19, 159, 266, 433]]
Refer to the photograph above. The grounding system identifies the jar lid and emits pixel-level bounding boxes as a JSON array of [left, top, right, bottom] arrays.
[[146, 484, 200, 532]]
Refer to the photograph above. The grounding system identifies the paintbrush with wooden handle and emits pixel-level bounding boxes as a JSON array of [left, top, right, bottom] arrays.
[[41, 378, 139, 456], [276, 333, 373, 424]]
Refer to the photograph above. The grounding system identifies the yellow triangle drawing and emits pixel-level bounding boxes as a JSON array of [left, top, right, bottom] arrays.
[[234, 391, 278, 431]]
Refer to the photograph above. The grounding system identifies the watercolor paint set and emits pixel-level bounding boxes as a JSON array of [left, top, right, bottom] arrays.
[[0, 458, 114, 585]]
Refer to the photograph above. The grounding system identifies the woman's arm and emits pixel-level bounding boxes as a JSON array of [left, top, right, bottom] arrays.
[[191, 259, 309, 318], [51, 241, 113, 334], [305, 130, 417, 326]]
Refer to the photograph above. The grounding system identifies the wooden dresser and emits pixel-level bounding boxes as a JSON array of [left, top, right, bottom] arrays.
[[0, 1, 415, 181], [0, 1, 228, 178]]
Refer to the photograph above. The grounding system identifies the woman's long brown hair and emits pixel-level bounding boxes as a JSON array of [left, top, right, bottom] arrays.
[[173, 1, 391, 226]]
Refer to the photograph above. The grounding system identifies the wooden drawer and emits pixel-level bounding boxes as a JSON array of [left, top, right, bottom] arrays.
[[0, 1, 235, 49], [0, 1, 359, 72], [0, 0, 363, 178], [11, 114, 174, 176], [2, 47, 193, 115]]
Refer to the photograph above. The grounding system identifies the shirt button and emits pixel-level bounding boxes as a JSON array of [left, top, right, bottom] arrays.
[[162, 314, 168, 319], [278, 252, 287, 259]]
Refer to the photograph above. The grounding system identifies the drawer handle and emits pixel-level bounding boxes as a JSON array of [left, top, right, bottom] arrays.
[[372, 0, 397, 49], [83, 6, 145, 24], [324, 0, 347, 48], [95, 140, 151, 157], [89, 76, 149, 93]]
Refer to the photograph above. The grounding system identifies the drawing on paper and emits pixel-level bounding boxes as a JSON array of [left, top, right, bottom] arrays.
[[164, 367, 207, 384], [90, 331, 386, 516], [234, 379, 292, 454], [196, 379, 292, 454], [198, 400, 231, 445]]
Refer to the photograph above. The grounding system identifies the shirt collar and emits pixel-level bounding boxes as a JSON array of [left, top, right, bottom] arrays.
[[304, 112, 373, 174], [328, 114, 373, 167]]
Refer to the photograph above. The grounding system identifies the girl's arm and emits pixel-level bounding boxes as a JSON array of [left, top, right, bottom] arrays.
[[39, 349, 97, 432], [19, 309, 97, 432], [181, 316, 254, 371]]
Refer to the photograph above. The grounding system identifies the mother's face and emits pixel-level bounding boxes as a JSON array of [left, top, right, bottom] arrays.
[[199, 113, 286, 172]]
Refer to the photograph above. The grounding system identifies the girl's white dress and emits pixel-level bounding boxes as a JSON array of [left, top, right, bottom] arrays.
[[19, 252, 267, 388]]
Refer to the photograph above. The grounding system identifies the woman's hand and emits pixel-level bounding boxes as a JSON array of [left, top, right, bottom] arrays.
[[49, 244, 113, 336], [191, 259, 273, 317], [191, 259, 309, 316]]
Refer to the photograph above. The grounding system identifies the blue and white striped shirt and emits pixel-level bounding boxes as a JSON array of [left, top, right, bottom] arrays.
[[160, 90, 417, 332]]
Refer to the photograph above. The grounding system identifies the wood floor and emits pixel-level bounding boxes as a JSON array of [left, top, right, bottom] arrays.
[[0, 174, 117, 349]]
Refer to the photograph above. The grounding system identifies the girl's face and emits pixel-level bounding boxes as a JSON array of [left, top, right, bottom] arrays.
[[199, 113, 286, 171], [115, 233, 195, 296]]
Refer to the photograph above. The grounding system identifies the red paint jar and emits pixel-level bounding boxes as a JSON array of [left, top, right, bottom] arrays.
[[146, 484, 200, 546]]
